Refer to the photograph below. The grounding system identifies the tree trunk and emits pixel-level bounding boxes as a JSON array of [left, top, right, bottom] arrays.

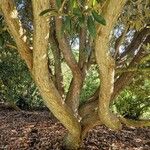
[[1, 0, 81, 149], [31, 0, 81, 148], [95, 0, 127, 129]]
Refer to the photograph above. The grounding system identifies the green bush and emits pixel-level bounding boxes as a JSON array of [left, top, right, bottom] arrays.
[[80, 65, 99, 104], [113, 89, 150, 120], [0, 47, 43, 109]]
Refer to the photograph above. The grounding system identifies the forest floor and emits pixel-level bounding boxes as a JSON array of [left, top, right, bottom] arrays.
[[0, 108, 150, 150]]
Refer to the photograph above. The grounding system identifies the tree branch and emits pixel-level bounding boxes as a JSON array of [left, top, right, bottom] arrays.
[[119, 27, 150, 59], [116, 67, 150, 73], [1, 0, 33, 70], [49, 28, 64, 97], [95, 0, 127, 130], [65, 27, 88, 116], [79, 35, 150, 135], [114, 25, 129, 58], [50, 0, 83, 114], [119, 117, 150, 127], [55, 18, 82, 79], [32, 0, 81, 147], [79, 30, 150, 120], [112, 35, 150, 100], [78, 28, 87, 71]]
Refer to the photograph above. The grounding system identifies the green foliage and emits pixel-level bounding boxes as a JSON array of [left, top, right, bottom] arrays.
[[87, 15, 96, 37], [80, 65, 99, 104], [0, 15, 44, 109], [113, 87, 150, 120], [56, 0, 62, 8], [92, 10, 106, 25], [0, 47, 43, 108], [40, 0, 106, 37], [64, 16, 71, 32]]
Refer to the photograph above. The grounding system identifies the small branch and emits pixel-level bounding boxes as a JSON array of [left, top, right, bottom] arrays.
[[5, 43, 17, 49], [116, 67, 150, 73], [59, 0, 67, 12], [114, 25, 129, 58], [119, 117, 150, 128], [48, 57, 55, 82], [119, 27, 150, 59], [51, 0, 83, 113], [65, 27, 87, 116], [78, 28, 87, 71], [55, 18, 82, 79]]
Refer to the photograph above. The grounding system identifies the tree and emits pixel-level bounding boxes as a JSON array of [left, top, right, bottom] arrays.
[[0, 0, 150, 149]]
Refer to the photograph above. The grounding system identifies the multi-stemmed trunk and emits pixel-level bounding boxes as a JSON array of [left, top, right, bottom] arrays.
[[1, 0, 150, 149]]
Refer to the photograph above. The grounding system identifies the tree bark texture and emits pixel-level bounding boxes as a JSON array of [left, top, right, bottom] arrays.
[[95, 0, 127, 129], [31, 0, 81, 148], [1, 0, 33, 70], [2, 0, 150, 149]]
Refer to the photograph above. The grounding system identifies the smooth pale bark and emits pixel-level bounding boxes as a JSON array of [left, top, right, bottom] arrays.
[[31, 1, 81, 148], [95, 0, 127, 130], [1, 0, 33, 70]]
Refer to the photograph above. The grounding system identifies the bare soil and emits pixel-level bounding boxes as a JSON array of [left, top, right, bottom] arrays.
[[0, 109, 149, 150]]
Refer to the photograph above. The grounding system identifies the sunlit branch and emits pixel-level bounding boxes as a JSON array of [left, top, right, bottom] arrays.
[[1, 0, 33, 70]]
